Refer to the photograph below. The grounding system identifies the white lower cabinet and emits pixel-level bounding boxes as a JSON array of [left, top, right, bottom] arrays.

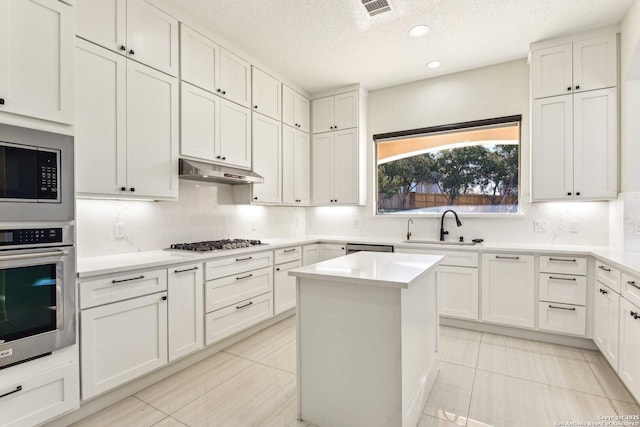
[[205, 267, 273, 313], [594, 282, 620, 371], [0, 361, 79, 427], [318, 243, 345, 262], [274, 247, 302, 315], [168, 264, 204, 362], [81, 292, 168, 400], [439, 265, 479, 320], [619, 297, 640, 401], [481, 253, 535, 328], [302, 244, 320, 266], [538, 302, 586, 336], [205, 293, 272, 345]]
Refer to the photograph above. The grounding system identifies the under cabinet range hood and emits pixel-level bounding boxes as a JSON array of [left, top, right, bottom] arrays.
[[179, 159, 264, 185]]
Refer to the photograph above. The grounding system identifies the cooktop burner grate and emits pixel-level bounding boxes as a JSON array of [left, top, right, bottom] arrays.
[[169, 239, 264, 252]]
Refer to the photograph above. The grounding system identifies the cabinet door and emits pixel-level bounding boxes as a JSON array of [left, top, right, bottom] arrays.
[[76, 0, 126, 54], [219, 99, 251, 169], [282, 125, 297, 204], [312, 96, 334, 133], [81, 292, 168, 400], [318, 244, 345, 261], [619, 298, 640, 401], [333, 128, 359, 204], [573, 88, 617, 199], [439, 266, 479, 320], [180, 24, 219, 93], [333, 91, 358, 130], [126, 0, 179, 76], [531, 95, 573, 201], [274, 260, 301, 314], [205, 293, 272, 346], [531, 43, 573, 99], [282, 85, 297, 129], [312, 132, 335, 204], [168, 264, 204, 362], [573, 34, 617, 93], [593, 283, 619, 371], [126, 60, 179, 198], [481, 254, 535, 328], [219, 48, 251, 108], [181, 82, 220, 162], [75, 39, 127, 196], [302, 244, 320, 266], [252, 113, 282, 203], [296, 94, 310, 133], [0, 0, 74, 124], [252, 67, 281, 121], [294, 130, 311, 204]]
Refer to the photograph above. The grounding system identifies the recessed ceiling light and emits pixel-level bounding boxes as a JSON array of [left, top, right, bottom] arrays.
[[409, 25, 430, 38], [426, 60, 441, 69]]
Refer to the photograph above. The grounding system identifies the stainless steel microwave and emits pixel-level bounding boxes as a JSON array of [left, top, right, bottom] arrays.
[[0, 124, 74, 222]]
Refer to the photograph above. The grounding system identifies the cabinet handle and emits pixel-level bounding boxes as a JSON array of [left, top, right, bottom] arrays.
[[235, 256, 253, 262], [598, 265, 611, 272], [548, 305, 576, 311], [254, 105, 258, 109], [575, 85, 580, 90], [276, 267, 280, 271], [283, 248, 297, 253], [341, 247, 345, 250], [120, 186, 126, 191], [236, 273, 253, 280], [222, 157, 226, 160], [130, 187, 135, 192], [334, 125, 338, 129], [112, 275, 145, 284], [600, 288, 608, 294], [548, 258, 576, 262], [576, 192, 581, 196], [0, 98, 5, 105], [567, 86, 572, 91], [0, 385, 22, 399], [549, 276, 577, 281], [567, 192, 572, 196], [120, 45, 126, 51], [627, 280, 640, 290], [631, 311, 640, 320], [495, 255, 519, 260], [128, 49, 134, 55], [174, 266, 198, 274], [217, 89, 221, 93], [161, 295, 167, 301], [236, 301, 253, 310], [216, 155, 221, 159], [222, 90, 226, 95], [254, 196, 258, 200]]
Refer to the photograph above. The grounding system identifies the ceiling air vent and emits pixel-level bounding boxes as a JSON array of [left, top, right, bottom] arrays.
[[362, 0, 391, 16]]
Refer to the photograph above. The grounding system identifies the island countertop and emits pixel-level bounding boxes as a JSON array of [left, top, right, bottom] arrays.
[[288, 251, 443, 289]]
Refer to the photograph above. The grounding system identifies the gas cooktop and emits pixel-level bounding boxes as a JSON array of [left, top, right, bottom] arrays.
[[168, 239, 265, 252]]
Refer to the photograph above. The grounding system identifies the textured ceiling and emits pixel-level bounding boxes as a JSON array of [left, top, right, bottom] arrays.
[[158, 0, 634, 95]]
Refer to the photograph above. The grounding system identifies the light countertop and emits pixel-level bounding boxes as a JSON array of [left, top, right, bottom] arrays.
[[288, 251, 443, 289]]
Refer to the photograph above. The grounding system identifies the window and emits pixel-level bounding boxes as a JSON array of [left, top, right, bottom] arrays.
[[375, 115, 521, 215]]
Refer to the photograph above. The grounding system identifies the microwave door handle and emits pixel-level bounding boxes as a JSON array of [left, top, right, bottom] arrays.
[[0, 250, 67, 261]]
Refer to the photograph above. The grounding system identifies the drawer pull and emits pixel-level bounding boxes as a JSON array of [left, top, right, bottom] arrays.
[[549, 276, 577, 281], [236, 301, 253, 310], [236, 274, 253, 280], [0, 385, 22, 399], [599, 288, 608, 294], [631, 311, 640, 320], [112, 275, 145, 284], [496, 256, 519, 260], [548, 305, 576, 311], [627, 280, 640, 290], [598, 265, 611, 272], [548, 257, 577, 262], [283, 249, 297, 253], [174, 266, 198, 274], [235, 256, 253, 262]]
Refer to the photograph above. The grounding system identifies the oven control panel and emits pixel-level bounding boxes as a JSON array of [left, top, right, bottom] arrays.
[[0, 228, 62, 247]]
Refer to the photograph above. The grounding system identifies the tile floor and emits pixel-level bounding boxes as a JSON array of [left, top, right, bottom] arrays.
[[71, 316, 640, 427]]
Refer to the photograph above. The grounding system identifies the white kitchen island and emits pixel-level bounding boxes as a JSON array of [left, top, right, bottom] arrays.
[[289, 251, 443, 427]]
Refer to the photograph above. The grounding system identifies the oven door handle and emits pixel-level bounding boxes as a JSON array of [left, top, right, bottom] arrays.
[[0, 250, 67, 261]]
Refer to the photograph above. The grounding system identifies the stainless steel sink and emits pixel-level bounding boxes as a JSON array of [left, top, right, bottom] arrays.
[[402, 239, 481, 246]]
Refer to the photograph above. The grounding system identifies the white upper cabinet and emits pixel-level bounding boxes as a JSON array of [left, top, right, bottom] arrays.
[[76, 0, 179, 76], [0, 0, 74, 124], [219, 48, 251, 108], [180, 23, 219, 93], [282, 85, 310, 132], [219, 99, 251, 168], [531, 34, 617, 99], [251, 113, 282, 204], [312, 128, 359, 205], [252, 67, 281, 121], [312, 91, 358, 133], [181, 81, 220, 162], [283, 126, 310, 205]]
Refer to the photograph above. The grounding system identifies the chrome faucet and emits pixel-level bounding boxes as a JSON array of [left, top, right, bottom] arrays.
[[406, 218, 414, 240], [440, 210, 462, 241]]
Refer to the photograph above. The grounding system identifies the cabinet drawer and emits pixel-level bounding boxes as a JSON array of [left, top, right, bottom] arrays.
[[274, 246, 302, 264], [205, 293, 273, 345], [622, 272, 640, 308], [596, 261, 621, 293], [205, 251, 273, 280], [539, 255, 587, 275], [80, 268, 167, 309], [396, 248, 478, 267], [205, 266, 273, 313], [0, 361, 79, 427], [539, 273, 587, 305], [538, 302, 586, 336]]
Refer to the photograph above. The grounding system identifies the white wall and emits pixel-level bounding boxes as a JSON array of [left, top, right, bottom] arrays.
[[306, 59, 611, 245], [76, 180, 306, 258]]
